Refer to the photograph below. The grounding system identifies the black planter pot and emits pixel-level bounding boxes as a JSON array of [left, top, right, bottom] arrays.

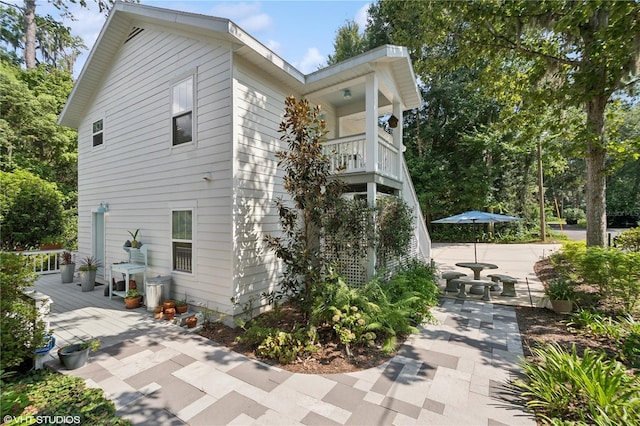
[[58, 344, 90, 370]]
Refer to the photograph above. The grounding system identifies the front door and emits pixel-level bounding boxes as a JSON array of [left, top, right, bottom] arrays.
[[92, 212, 106, 279]]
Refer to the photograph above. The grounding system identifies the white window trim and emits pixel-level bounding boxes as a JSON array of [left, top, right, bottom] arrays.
[[170, 206, 196, 276], [170, 72, 197, 149]]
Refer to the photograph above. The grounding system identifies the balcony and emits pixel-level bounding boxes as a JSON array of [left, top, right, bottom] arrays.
[[323, 128, 400, 185]]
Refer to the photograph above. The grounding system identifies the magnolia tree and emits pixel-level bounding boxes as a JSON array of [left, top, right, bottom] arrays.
[[264, 96, 344, 319]]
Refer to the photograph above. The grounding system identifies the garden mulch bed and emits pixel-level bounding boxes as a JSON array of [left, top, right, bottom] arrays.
[[198, 258, 616, 374]]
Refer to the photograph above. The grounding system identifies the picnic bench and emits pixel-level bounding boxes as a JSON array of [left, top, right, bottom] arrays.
[[441, 271, 467, 293], [487, 274, 518, 297], [453, 278, 495, 301]]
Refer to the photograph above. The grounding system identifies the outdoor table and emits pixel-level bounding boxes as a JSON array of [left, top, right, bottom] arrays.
[[455, 262, 498, 280]]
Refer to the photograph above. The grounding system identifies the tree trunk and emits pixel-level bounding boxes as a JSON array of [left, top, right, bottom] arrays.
[[585, 96, 608, 247], [24, 0, 36, 69]]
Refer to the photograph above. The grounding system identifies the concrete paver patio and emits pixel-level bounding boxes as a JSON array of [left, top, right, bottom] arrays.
[[32, 242, 558, 425]]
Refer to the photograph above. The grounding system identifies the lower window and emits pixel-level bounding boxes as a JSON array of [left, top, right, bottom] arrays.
[[172, 210, 193, 273]]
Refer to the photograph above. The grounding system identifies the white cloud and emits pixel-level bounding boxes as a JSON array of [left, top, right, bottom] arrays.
[[238, 13, 273, 32], [297, 47, 325, 74], [355, 3, 371, 30], [72, 6, 107, 51]]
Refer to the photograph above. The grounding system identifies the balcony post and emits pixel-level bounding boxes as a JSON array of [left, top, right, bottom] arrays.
[[365, 73, 379, 280], [365, 74, 378, 175], [393, 102, 403, 185]]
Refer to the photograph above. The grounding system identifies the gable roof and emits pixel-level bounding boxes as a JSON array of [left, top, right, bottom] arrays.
[[58, 2, 422, 128]]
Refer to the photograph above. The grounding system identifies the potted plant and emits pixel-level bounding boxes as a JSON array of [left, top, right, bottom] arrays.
[[127, 229, 140, 248], [124, 289, 142, 309], [57, 339, 100, 370], [79, 256, 101, 292], [545, 277, 575, 314], [60, 251, 75, 283], [175, 299, 188, 314]]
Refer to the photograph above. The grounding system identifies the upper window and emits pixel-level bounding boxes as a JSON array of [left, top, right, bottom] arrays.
[[92, 119, 103, 147], [172, 209, 193, 273], [172, 77, 193, 146]]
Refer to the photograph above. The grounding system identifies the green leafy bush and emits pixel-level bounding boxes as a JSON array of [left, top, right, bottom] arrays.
[[516, 343, 640, 424], [568, 310, 640, 367], [313, 262, 438, 355], [237, 309, 318, 364], [376, 197, 414, 268], [564, 208, 586, 224], [1, 369, 130, 425], [0, 253, 46, 371], [578, 247, 640, 313], [549, 241, 586, 277], [616, 227, 640, 252], [0, 169, 65, 250]]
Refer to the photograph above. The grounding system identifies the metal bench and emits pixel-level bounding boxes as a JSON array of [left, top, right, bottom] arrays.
[[487, 274, 518, 297], [441, 271, 467, 293]]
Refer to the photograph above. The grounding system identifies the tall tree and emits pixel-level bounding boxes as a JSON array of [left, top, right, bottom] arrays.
[[2, 0, 126, 71], [327, 20, 367, 66], [375, 0, 640, 247]]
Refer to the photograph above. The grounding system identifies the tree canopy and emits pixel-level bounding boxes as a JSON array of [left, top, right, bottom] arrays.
[[363, 0, 640, 246]]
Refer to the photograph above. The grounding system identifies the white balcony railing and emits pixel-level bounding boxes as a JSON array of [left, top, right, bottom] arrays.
[[14, 249, 65, 275], [323, 129, 399, 180]]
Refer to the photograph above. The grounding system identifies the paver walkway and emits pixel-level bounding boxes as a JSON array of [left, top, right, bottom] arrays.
[[33, 243, 556, 425]]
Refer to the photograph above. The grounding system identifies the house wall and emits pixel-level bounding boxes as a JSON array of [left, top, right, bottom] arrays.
[[77, 26, 236, 312], [230, 57, 335, 316]]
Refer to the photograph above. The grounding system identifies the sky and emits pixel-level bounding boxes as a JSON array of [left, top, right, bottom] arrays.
[[20, 0, 372, 76]]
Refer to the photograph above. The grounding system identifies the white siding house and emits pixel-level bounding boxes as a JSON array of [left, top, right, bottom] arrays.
[[58, 2, 430, 319]]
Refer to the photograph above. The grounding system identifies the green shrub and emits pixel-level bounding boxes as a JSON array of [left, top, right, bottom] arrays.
[[549, 241, 586, 277], [376, 197, 414, 269], [516, 343, 640, 424], [0, 169, 65, 250], [568, 310, 640, 368], [616, 227, 640, 252], [0, 253, 46, 371], [564, 208, 586, 224], [1, 369, 130, 425], [578, 247, 640, 313], [237, 309, 318, 364]]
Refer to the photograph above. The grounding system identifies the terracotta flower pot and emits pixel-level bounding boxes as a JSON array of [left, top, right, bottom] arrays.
[[185, 316, 197, 328], [176, 304, 188, 315], [163, 300, 176, 310], [125, 296, 142, 309], [164, 307, 176, 320]]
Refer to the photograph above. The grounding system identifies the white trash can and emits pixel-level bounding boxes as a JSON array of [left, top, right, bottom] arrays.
[[145, 275, 171, 311]]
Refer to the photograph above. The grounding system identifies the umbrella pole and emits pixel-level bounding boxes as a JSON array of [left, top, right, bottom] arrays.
[[473, 220, 478, 263]]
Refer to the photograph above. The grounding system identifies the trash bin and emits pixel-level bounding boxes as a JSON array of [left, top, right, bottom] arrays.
[[145, 275, 171, 311]]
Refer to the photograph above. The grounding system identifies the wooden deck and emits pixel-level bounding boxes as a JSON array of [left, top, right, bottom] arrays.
[[33, 273, 178, 365]]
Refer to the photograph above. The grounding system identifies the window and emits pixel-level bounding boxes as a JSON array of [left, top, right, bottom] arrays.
[[172, 210, 192, 273], [172, 77, 193, 145], [92, 119, 103, 147]]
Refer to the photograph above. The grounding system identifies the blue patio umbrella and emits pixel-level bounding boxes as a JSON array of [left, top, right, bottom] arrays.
[[431, 210, 522, 262]]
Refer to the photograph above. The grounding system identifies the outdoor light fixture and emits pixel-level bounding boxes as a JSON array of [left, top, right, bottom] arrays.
[[97, 202, 109, 213], [343, 89, 352, 99], [388, 114, 399, 128]]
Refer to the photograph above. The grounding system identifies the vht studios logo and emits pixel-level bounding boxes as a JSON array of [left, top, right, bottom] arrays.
[[3, 415, 81, 424]]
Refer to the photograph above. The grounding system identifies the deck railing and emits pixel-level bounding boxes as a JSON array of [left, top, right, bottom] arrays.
[[15, 249, 65, 275], [323, 129, 399, 180]]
